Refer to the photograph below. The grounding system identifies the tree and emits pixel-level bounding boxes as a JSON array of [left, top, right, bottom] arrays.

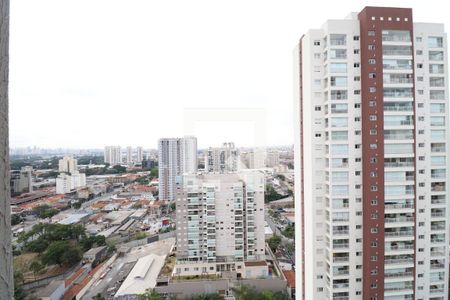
[[0, 0, 14, 296], [282, 224, 295, 239], [267, 236, 282, 253], [41, 241, 81, 267], [32, 205, 59, 219], [25, 239, 49, 254], [92, 294, 105, 300], [11, 214, 23, 225], [150, 167, 158, 178], [169, 202, 176, 212], [29, 261, 44, 280]]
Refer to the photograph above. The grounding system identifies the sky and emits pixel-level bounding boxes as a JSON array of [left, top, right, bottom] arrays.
[[9, 0, 449, 149]]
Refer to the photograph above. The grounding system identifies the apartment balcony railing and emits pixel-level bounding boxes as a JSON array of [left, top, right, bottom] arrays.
[[384, 162, 414, 168], [431, 225, 446, 230], [382, 35, 411, 42], [385, 203, 414, 209], [333, 257, 349, 263], [332, 297, 349, 300], [384, 121, 414, 126], [430, 288, 445, 294], [332, 218, 350, 222], [431, 238, 445, 244], [383, 64, 412, 70], [384, 105, 413, 112], [384, 286, 413, 292], [333, 230, 349, 235], [385, 217, 414, 223], [384, 271, 413, 278], [431, 251, 446, 257], [333, 283, 349, 289], [383, 78, 413, 84], [385, 244, 414, 252], [333, 243, 349, 249], [431, 263, 445, 269], [385, 258, 414, 265], [385, 231, 414, 237], [431, 212, 446, 217], [384, 133, 414, 140], [383, 49, 412, 56], [333, 270, 350, 276]]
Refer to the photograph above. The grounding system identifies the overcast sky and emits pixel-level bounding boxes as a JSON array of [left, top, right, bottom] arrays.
[[9, 0, 449, 149]]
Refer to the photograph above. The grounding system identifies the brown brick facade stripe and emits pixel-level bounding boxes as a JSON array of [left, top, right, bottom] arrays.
[[358, 7, 415, 300]]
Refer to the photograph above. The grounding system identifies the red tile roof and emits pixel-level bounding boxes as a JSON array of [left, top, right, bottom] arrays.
[[283, 270, 295, 288]]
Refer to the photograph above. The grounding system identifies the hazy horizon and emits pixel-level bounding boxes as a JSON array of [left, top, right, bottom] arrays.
[[10, 0, 449, 149]]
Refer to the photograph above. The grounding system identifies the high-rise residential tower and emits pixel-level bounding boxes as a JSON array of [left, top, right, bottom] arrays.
[[136, 146, 143, 163], [104, 146, 121, 165], [158, 136, 198, 200], [174, 172, 266, 277], [58, 156, 78, 173], [205, 142, 240, 173], [294, 7, 449, 300], [126, 146, 133, 164]]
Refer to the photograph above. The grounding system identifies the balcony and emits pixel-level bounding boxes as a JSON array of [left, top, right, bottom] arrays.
[[385, 258, 414, 265], [384, 271, 413, 279], [333, 243, 349, 249], [431, 250, 446, 257], [333, 256, 349, 263], [385, 244, 414, 252], [333, 229, 349, 235], [385, 217, 414, 223], [431, 263, 445, 270], [431, 212, 446, 218], [385, 231, 414, 237]]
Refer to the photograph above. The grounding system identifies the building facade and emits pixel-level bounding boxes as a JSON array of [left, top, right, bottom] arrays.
[[104, 146, 121, 165], [294, 7, 449, 300], [10, 166, 33, 196], [158, 137, 198, 201], [205, 142, 240, 173], [174, 172, 266, 277], [58, 156, 78, 173]]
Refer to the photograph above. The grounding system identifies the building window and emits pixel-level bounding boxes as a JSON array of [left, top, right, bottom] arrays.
[[371, 199, 377, 205], [315, 106, 321, 111], [314, 40, 320, 46], [369, 87, 376, 93], [369, 72, 376, 78], [368, 44, 375, 50], [369, 115, 377, 121], [369, 129, 377, 135], [353, 36, 360, 41], [371, 185, 378, 191], [354, 49, 360, 54], [368, 30, 375, 36], [354, 76, 360, 81], [354, 63, 360, 68], [369, 101, 376, 107], [368, 59, 376, 64]]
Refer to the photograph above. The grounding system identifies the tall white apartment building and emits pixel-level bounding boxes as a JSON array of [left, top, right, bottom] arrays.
[[174, 172, 266, 277], [205, 142, 240, 173], [158, 137, 198, 201], [104, 146, 121, 165], [136, 146, 143, 163], [126, 146, 133, 164], [181, 136, 198, 174], [294, 7, 449, 300], [56, 171, 86, 194], [58, 156, 78, 174]]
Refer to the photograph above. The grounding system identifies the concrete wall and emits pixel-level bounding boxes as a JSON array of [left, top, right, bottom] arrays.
[[155, 278, 287, 299]]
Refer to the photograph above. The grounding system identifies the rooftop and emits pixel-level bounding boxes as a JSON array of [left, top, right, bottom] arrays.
[[244, 261, 267, 267], [37, 280, 64, 297], [114, 253, 166, 297], [283, 270, 295, 288]]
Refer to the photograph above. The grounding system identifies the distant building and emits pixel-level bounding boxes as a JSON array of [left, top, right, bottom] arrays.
[[158, 137, 198, 201], [104, 146, 121, 165], [10, 166, 33, 196], [205, 142, 239, 173], [241, 149, 267, 169], [36, 280, 65, 300], [266, 151, 280, 168], [174, 171, 266, 277], [136, 146, 143, 163], [126, 146, 133, 164], [56, 172, 86, 194], [82, 246, 107, 264], [58, 156, 78, 173]]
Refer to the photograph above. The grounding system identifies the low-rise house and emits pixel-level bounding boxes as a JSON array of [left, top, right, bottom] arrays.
[[82, 246, 108, 264], [37, 280, 65, 300]]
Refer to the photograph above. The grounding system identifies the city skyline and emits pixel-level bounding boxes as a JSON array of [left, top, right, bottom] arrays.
[[9, 0, 449, 149]]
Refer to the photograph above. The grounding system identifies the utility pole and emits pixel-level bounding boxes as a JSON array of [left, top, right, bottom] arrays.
[[0, 0, 13, 298]]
